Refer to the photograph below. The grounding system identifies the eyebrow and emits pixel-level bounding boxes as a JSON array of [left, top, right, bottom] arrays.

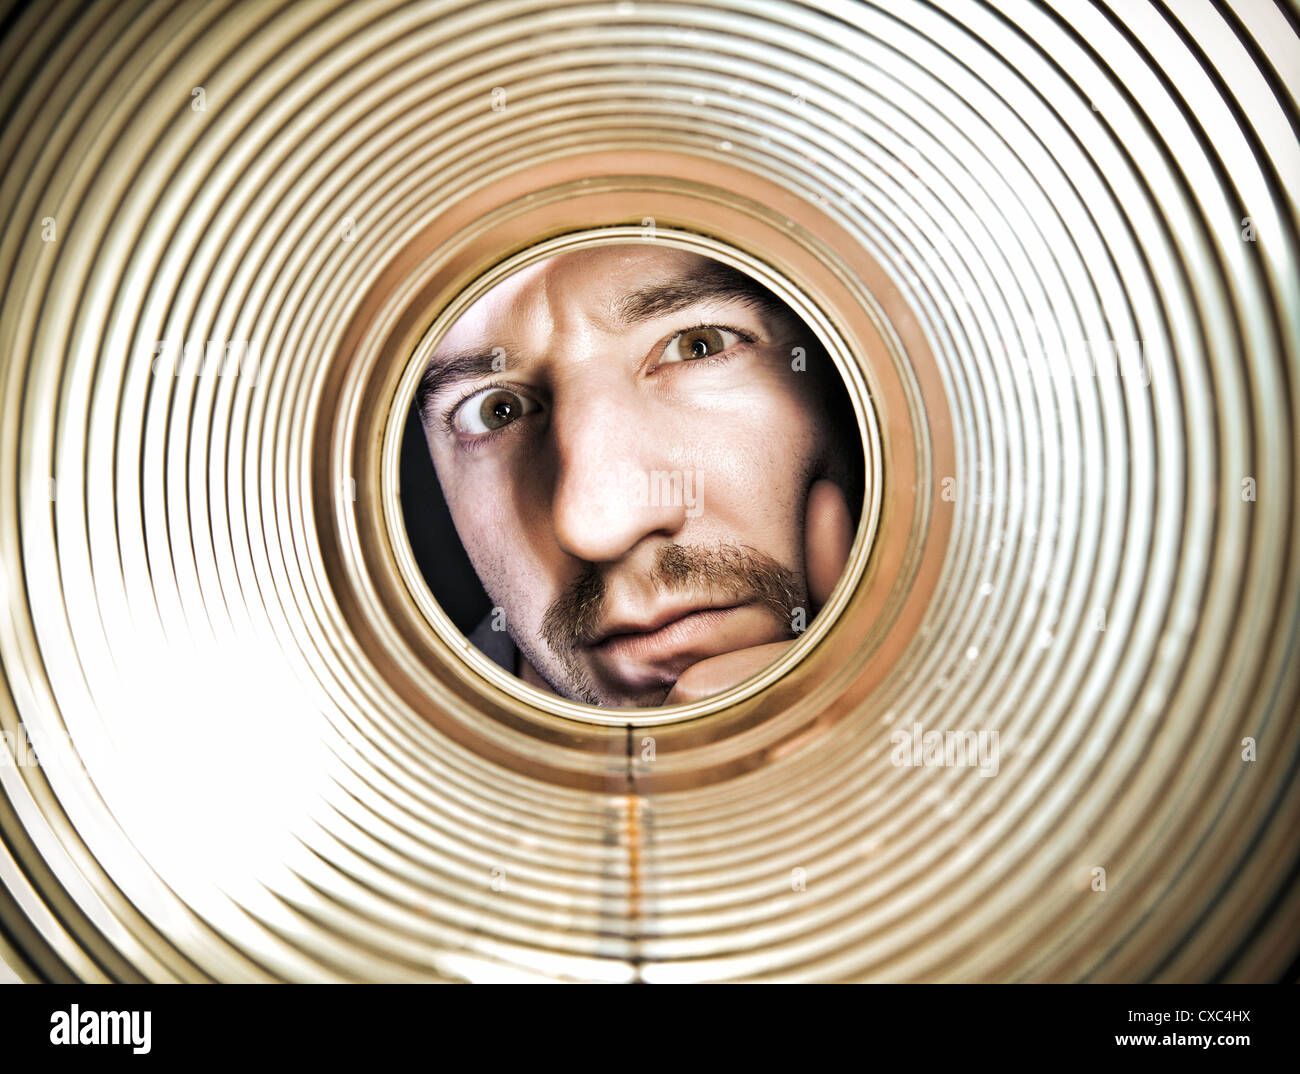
[[614, 260, 790, 325], [414, 261, 791, 421], [415, 348, 500, 422]]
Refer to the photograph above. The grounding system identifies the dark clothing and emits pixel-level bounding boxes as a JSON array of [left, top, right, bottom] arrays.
[[468, 610, 518, 674]]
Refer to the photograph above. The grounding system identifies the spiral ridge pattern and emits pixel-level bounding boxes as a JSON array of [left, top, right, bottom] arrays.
[[0, 0, 1296, 981]]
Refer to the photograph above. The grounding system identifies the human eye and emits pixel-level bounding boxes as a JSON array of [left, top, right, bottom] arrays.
[[446, 385, 541, 438], [656, 324, 753, 366]]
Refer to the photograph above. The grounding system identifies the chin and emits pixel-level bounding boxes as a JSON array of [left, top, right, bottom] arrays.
[[603, 686, 675, 710], [552, 674, 670, 710]]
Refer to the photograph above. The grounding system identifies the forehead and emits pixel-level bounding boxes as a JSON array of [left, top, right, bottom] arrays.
[[435, 246, 722, 353]]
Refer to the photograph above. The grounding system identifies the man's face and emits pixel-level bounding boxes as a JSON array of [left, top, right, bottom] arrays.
[[419, 245, 849, 708]]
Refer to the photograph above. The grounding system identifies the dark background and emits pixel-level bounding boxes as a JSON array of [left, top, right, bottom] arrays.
[[399, 405, 491, 635]]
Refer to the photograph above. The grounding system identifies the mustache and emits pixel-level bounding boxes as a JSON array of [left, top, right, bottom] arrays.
[[540, 543, 805, 656]]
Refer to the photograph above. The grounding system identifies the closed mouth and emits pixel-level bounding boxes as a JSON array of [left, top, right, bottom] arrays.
[[590, 603, 744, 649]]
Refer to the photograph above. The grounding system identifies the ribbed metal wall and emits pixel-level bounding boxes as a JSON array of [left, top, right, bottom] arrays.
[[0, 0, 1296, 981]]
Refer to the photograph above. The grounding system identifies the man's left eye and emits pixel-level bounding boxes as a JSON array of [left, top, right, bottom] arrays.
[[659, 326, 742, 365]]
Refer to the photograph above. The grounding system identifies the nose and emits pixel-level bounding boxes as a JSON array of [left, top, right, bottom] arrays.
[[549, 386, 686, 563]]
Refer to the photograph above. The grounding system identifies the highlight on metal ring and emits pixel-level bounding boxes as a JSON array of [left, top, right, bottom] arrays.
[[0, 0, 1296, 982]]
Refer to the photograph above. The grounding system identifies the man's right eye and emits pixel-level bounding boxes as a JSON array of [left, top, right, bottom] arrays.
[[451, 387, 540, 437]]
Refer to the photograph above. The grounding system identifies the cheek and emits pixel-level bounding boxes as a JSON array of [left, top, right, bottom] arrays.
[[675, 368, 823, 552], [434, 456, 552, 629]]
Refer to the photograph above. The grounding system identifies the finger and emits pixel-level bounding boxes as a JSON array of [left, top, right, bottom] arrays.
[[804, 477, 854, 613], [664, 641, 792, 705]]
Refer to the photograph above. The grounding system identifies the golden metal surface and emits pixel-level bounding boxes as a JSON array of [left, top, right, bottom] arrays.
[[0, 0, 1296, 981]]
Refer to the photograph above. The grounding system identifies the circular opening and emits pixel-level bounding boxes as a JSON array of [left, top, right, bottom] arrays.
[[385, 228, 882, 727]]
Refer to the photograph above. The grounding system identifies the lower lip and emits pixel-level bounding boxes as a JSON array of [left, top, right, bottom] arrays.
[[593, 606, 744, 668]]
